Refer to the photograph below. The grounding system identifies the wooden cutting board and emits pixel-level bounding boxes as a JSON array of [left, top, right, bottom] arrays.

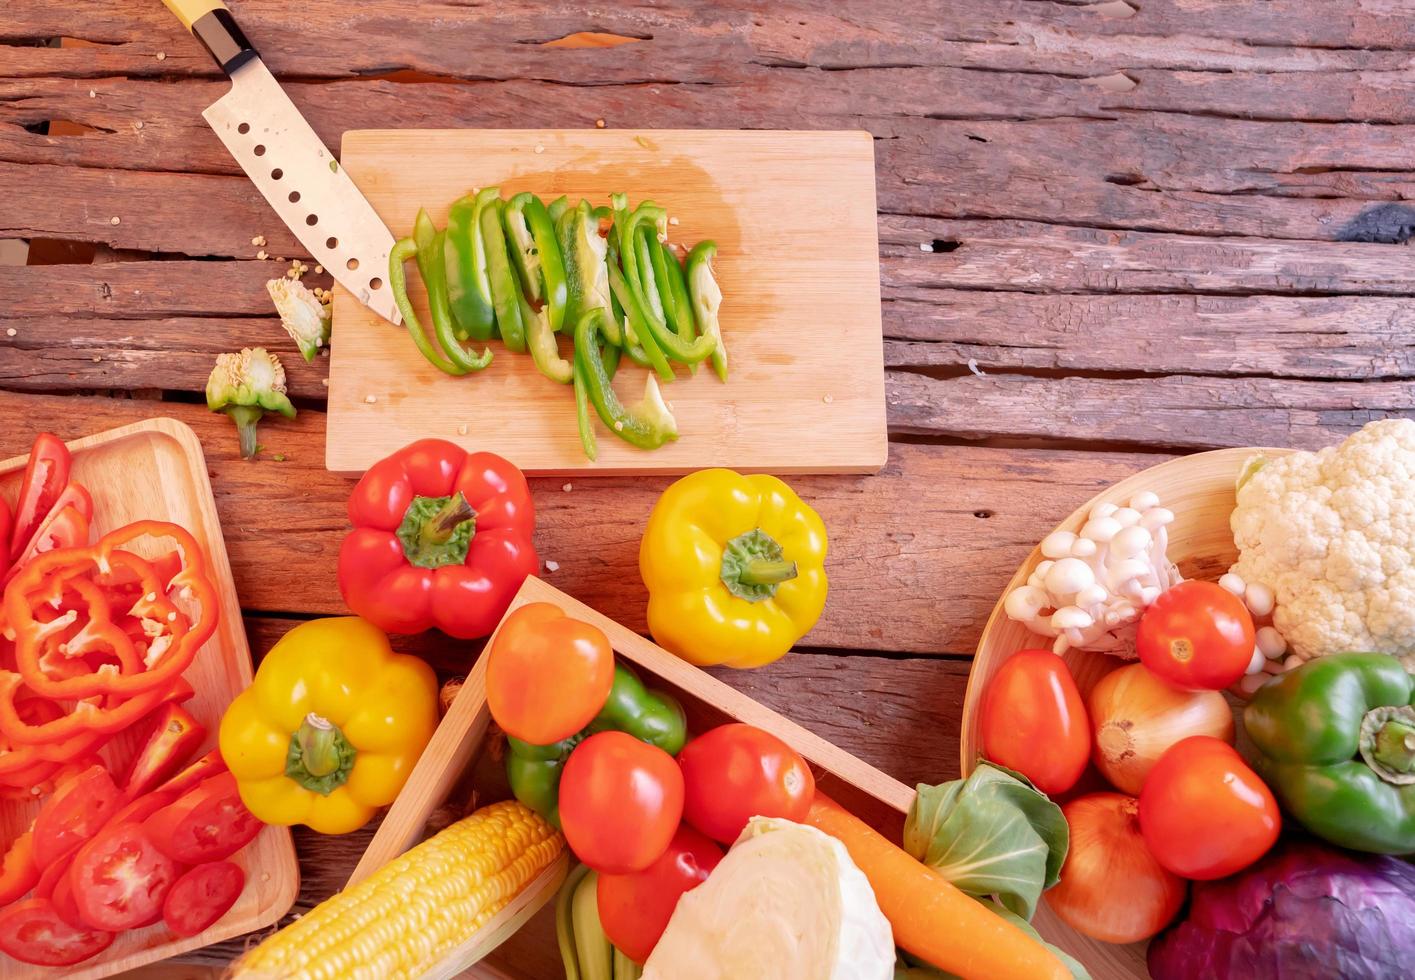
[[326, 130, 886, 475]]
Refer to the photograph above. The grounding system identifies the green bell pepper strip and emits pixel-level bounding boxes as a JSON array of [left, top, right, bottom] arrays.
[[1244, 652, 1415, 854], [520, 288, 572, 384], [687, 240, 728, 381], [658, 238, 698, 375], [548, 195, 570, 225], [506, 663, 687, 827], [507, 193, 569, 334], [444, 188, 499, 341], [610, 261, 715, 367], [480, 197, 528, 353], [607, 263, 674, 381], [413, 210, 492, 374], [647, 234, 685, 337], [574, 310, 678, 450], [389, 237, 463, 375], [635, 226, 668, 324], [559, 200, 620, 346], [572, 355, 597, 462]]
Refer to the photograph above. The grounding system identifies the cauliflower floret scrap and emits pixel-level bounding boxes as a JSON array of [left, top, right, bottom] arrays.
[[1230, 418, 1415, 663]]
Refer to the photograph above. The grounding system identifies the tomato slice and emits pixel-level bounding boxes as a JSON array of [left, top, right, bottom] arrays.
[[0, 831, 40, 906], [162, 861, 245, 937], [107, 790, 176, 830], [9, 434, 71, 561], [0, 898, 113, 967], [34, 850, 73, 900], [70, 822, 179, 931], [49, 866, 86, 930], [144, 772, 262, 864], [121, 703, 206, 799], [32, 764, 122, 867]]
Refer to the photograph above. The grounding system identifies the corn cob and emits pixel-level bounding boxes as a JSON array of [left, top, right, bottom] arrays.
[[233, 800, 563, 980]]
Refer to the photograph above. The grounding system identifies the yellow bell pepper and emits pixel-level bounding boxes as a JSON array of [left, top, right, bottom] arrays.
[[219, 617, 438, 834], [639, 468, 828, 669]]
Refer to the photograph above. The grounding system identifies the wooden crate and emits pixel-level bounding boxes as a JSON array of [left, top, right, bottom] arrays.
[[350, 575, 914, 978], [963, 446, 1294, 979], [0, 420, 299, 979]]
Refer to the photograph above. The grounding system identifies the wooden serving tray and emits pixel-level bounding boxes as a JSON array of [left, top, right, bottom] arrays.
[[351, 576, 913, 980], [326, 129, 887, 476], [963, 446, 1294, 979], [0, 419, 299, 979]]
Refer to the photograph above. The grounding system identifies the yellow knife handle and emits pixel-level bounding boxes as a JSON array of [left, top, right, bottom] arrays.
[[160, 0, 257, 74]]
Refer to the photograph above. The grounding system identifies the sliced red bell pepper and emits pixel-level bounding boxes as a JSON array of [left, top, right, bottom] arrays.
[[0, 832, 39, 906], [154, 747, 227, 798], [5, 483, 94, 581], [338, 440, 537, 639], [8, 434, 70, 561], [0, 497, 12, 580], [121, 702, 205, 799]]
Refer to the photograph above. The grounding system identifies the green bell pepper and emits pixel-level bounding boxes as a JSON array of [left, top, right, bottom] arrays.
[[506, 663, 687, 827], [686, 240, 727, 382], [573, 310, 678, 451], [413, 209, 492, 374], [1244, 652, 1415, 854], [506, 192, 569, 333], [389, 236, 462, 376], [444, 188, 500, 341], [480, 195, 527, 354], [559, 200, 619, 346], [520, 288, 572, 384]]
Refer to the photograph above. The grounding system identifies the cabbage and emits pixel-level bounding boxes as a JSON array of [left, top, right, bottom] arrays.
[[1149, 837, 1415, 980], [641, 817, 894, 980]]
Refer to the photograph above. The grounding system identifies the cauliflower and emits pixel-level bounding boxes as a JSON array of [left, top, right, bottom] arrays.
[[1229, 418, 1415, 664]]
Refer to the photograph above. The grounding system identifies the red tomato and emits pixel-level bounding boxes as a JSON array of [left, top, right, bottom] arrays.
[[486, 603, 615, 744], [678, 724, 816, 844], [0, 898, 113, 967], [33, 764, 122, 867], [162, 861, 246, 937], [1137, 581, 1255, 690], [9, 433, 70, 559], [70, 822, 180, 930], [979, 649, 1090, 795], [559, 731, 684, 874], [106, 790, 176, 830], [597, 824, 723, 963], [1138, 736, 1279, 880], [143, 773, 263, 865], [50, 866, 86, 930]]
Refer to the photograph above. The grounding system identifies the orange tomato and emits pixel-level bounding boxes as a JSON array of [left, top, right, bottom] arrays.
[[1137, 581, 1255, 690], [485, 603, 615, 744], [1138, 736, 1279, 880], [979, 650, 1090, 795]]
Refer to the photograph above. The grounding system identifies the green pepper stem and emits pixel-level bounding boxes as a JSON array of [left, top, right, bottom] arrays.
[[739, 558, 799, 587], [285, 712, 357, 794], [1372, 717, 1415, 774], [226, 405, 263, 459], [424, 492, 474, 546], [298, 713, 341, 777], [720, 528, 797, 602], [397, 492, 478, 568]]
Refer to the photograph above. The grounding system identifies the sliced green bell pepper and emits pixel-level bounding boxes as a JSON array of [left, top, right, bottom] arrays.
[[1244, 652, 1415, 854], [559, 200, 619, 346], [687, 240, 727, 382], [573, 310, 678, 451], [548, 195, 570, 225], [389, 236, 462, 376], [480, 196, 527, 354], [520, 288, 572, 384], [444, 188, 499, 341], [413, 209, 492, 374], [506, 663, 686, 827], [506, 192, 568, 333]]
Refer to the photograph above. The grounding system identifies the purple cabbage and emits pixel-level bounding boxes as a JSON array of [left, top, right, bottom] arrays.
[[1148, 837, 1415, 980]]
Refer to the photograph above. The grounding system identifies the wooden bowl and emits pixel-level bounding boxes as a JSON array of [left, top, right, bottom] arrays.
[[961, 446, 1293, 979], [349, 576, 916, 979]]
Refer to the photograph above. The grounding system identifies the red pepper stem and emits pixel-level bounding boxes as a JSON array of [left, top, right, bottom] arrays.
[[422, 492, 475, 547]]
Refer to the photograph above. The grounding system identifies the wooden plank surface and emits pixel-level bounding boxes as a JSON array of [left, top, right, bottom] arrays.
[[2, 0, 1413, 976], [327, 129, 886, 474]]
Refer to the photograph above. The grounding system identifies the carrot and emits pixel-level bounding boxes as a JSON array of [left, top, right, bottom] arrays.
[[806, 794, 1071, 980]]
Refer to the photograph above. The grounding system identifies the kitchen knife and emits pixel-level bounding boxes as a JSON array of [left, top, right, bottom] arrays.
[[160, 0, 400, 325]]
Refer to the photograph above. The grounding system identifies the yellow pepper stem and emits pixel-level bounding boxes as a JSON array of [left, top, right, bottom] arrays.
[[719, 528, 798, 603], [286, 711, 357, 794]]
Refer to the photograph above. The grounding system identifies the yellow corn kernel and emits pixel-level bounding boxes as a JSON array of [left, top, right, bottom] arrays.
[[233, 801, 563, 980]]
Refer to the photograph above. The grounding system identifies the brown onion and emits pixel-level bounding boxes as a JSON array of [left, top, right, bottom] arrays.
[[1089, 662, 1234, 795], [1047, 793, 1186, 944]]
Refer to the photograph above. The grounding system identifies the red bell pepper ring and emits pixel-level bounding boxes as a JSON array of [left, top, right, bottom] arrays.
[[0, 832, 40, 907], [3, 522, 217, 700], [8, 433, 70, 560], [0, 497, 12, 580], [0, 671, 188, 747], [338, 440, 538, 639]]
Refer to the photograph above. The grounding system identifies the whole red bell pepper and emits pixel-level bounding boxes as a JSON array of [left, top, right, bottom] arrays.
[[338, 440, 538, 639]]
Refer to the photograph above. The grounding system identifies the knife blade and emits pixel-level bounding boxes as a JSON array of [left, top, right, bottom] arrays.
[[161, 0, 400, 325]]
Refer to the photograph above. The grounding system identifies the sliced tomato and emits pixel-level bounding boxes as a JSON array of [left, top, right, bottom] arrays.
[[70, 822, 179, 931], [154, 748, 227, 799], [121, 703, 206, 799], [9, 434, 71, 561], [34, 850, 73, 900], [162, 861, 245, 937], [144, 772, 261, 865], [0, 898, 113, 966], [33, 764, 122, 867], [0, 831, 40, 906], [49, 866, 85, 930], [106, 790, 175, 830]]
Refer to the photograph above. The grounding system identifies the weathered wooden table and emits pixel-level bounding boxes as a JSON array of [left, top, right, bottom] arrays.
[[3, 1, 1413, 976]]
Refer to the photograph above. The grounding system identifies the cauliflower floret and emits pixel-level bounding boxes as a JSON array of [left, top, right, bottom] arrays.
[[1230, 418, 1415, 662]]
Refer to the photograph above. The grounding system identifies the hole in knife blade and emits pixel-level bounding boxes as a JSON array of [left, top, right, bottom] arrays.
[[347, 258, 359, 271], [270, 168, 283, 181], [238, 122, 250, 135], [306, 214, 318, 226], [288, 191, 300, 203], [254, 144, 266, 157], [325, 237, 338, 250], [369, 277, 384, 291]]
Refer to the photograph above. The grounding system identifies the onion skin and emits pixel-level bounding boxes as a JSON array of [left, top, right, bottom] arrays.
[[1046, 793, 1186, 945], [1089, 663, 1234, 795]]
